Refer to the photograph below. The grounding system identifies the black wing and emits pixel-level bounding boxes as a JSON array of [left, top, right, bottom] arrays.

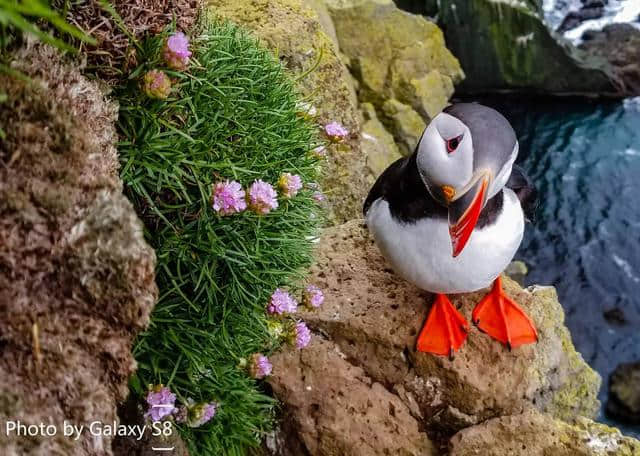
[[363, 156, 407, 216], [506, 165, 538, 223]]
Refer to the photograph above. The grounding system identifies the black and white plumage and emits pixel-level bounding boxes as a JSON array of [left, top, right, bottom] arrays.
[[363, 103, 537, 294]]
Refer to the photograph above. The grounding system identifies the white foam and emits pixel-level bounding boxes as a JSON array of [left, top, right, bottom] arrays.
[[544, 0, 640, 43], [612, 253, 640, 283]]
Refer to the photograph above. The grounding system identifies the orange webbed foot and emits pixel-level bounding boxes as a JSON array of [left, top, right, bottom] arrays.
[[417, 293, 469, 359], [472, 276, 538, 350]]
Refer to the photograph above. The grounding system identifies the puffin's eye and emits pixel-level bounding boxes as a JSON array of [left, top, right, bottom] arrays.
[[446, 134, 464, 154]]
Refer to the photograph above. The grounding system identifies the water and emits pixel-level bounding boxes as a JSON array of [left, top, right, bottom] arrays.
[[472, 96, 640, 435], [543, 0, 640, 43]]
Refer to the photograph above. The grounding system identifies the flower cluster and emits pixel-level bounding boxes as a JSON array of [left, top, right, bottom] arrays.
[[267, 289, 298, 315], [324, 121, 349, 142], [259, 283, 325, 360], [278, 173, 303, 199], [143, 70, 172, 99], [248, 353, 273, 379], [211, 180, 246, 215], [294, 321, 311, 349], [164, 32, 192, 70], [144, 385, 218, 429], [144, 385, 177, 421], [302, 285, 324, 309], [248, 180, 279, 214], [211, 175, 306, 216], [142, 32, 193, 99]]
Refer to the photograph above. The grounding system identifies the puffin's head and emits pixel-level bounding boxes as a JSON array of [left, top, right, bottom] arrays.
[[416, 103, 518, 257]]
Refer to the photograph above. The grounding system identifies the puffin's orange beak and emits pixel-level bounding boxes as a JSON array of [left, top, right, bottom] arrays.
[[448, 175, 490, 257]]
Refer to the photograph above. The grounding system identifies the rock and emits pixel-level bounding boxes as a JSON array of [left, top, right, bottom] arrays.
[[322, 0, 463, 146], [603, 307, 627, 325], [268, 220, 601, 451], [557, 7, 605, 34], [268, 338, 437, 456], [302, 0, 340, 47], [209, 0, 368, 224], [581, 24, 640, 95], [449, 409, 640, 456], [360, 103, 403, 180], [607, 361, 640, 424], [380, 99, 426, 155], [394, 0, 439, 17], [504, 260, 529, 286], [398, 0, 626, 96], [0, 43, 157, 456]]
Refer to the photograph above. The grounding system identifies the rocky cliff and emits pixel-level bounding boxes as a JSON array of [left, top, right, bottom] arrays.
[[397, 0, 628, 97], [0, 43, 157, 456], [262, 220, 631, 455]]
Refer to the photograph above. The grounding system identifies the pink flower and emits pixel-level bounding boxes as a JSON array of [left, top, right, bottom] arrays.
[[189, 402, 217, 427], [294, 321, 311, 349], [247, 180, 278, 215], [312, 191, 325, 202], [303, 285, 324, 308], [268, 288, 298, 315], [278, 173, 303, 199], [175, 400, 218, 427], [143, 70, 171, 99], [164, 32, 192, 70], [212, 180, 246, 215], [249, 353, 272, 379], [324, 121, 349, 142], [312, 145, 327, 158], [144, 385, 177, 422]]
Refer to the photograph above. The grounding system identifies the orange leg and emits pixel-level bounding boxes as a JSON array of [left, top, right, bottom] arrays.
[[417, 293, 469, 359], [472, 276, 538, 350]]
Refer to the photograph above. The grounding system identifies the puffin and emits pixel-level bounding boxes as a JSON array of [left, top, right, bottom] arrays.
[[363, 103, 539, 357]]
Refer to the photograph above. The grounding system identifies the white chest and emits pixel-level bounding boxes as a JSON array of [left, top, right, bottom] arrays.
[[366, 189, 524, 294]]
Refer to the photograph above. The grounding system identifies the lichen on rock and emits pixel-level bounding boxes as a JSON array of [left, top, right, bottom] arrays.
[[0, 43, 157, 455], [267, 220, 603, 451], [323, 0, 463, 154], [360, 103, 403, 181], [449, 409, 640, 456]]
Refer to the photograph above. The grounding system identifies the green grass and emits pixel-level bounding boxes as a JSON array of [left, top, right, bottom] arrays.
[[116, 19, 323, 455]]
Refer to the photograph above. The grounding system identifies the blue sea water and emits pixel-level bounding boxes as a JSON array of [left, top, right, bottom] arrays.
[[476, 96, 640, 435]]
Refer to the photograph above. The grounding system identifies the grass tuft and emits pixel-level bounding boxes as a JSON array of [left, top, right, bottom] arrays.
[[117, 19, 323, 455]]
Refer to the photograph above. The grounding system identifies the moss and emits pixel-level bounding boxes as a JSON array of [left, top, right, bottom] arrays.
[[360, 103, 402, 179], [380, 98, 426, 155], [116, 20, 325, 454]]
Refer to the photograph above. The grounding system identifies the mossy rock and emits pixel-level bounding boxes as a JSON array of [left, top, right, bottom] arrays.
[[321, 0, 462, 156], [450, 409, 640, 456], [360, 103, 402, 180], [435, 0, 623, 96], [1, 42, 156, 456], [380, 98, 426, 155]]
